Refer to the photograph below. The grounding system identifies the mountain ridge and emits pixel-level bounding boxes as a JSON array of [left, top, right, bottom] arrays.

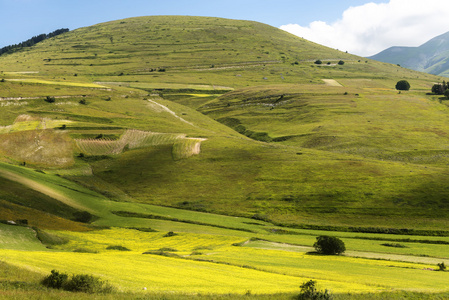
[[369, 30, 449, 77]]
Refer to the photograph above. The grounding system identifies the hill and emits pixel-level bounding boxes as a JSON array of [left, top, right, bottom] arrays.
[[369, 31, 449, 77], [1, 16, 449, 298], [0, 15, 446, 229]]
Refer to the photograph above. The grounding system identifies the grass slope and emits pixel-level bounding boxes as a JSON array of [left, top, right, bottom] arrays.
[[1, 15, 449, 298]]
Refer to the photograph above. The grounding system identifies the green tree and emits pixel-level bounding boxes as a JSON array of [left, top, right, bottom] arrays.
[[297, 280, 332, 300], [395, 80, 410, 91], [313, 236, 345, 255]]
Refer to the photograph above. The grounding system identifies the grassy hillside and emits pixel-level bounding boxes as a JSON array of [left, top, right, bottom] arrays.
[[0, 15, 447, 227], [1, 15, 449, 298]]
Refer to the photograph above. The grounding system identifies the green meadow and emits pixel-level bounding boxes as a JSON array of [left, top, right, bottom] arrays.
[[1, 16, 449, 298]]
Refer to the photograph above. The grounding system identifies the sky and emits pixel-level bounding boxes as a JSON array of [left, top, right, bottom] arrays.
[[1, 0, 449, 57]]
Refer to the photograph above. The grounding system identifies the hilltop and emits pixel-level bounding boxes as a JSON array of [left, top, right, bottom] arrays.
[[369, 30, 449, 77]]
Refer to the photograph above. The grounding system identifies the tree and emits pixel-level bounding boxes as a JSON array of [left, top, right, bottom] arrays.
[[338, 60, 344, 65], [297, 280, 332, 300], [395, 80, 410, 91], [313, 236, 345, 255], [314, 60, 322, 65]]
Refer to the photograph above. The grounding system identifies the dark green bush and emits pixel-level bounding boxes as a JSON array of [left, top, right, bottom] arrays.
[[163, 231, 178, 237], [41, 270, 68, 289], [106, 245, 131, 251], [395, 80, 410, 91], [44, 96, 55, 103], [62, 273, 114, 293], [313, 236, 346, 255], [42, 270, 114, 293], [297, 280, 332, 300]]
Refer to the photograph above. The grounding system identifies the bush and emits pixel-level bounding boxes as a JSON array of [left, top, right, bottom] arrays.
[[437, 262, 446, 271], [163, 231, 178, 237], [313, 236, 346, 255], [42, 270, 68, 289], [106, 245, 131, 251], [338, 60, 344, 65], [297, 280, 332, 300], [43, 270, 114, 293], [395, 80, 410, 91], [63, 274, 110, 293], [314, 60, 322, 65], [44, 96, 55, 103]]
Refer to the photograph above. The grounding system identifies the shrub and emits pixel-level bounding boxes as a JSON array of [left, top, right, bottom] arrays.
[[42, 270, 68, 289], [45, 96, 55, 103], [395, 80, 410, 91], [314, 60, 322, 65], [437, 262, 446, 271], [63, 273, 114, 293], [297, 280, 332, 300], [106, 245, 131, 251], [313, 236, 345, 255], [163, 231, 178, 237], [381, 243, 407, 248], [338, 60, 344, 65]]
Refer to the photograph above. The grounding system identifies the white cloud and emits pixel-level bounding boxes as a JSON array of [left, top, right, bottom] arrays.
[[280, 0, 449, 57]]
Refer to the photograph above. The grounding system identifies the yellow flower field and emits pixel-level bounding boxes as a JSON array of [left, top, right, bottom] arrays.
[[2, 228, 446, 295]]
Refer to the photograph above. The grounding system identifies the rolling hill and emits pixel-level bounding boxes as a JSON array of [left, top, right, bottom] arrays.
[[1, 16, 449, 298], [0, 15, 446, 228], [369, 30, 449, 77]]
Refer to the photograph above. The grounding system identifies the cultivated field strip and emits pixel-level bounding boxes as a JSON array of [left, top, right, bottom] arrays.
[[75, 129, 206, 159]]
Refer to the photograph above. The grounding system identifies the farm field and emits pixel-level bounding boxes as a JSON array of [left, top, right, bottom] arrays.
[[1, 15, 449, 299]]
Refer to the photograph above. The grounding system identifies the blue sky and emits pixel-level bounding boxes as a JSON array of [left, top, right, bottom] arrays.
[[1, 0, 448, 56]]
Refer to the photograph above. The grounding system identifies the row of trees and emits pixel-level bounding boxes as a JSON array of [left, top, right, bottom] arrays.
[[0, 28, 69, 56]]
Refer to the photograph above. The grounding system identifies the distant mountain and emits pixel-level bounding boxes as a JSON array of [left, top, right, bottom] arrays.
[[369, 31, 449, 77]]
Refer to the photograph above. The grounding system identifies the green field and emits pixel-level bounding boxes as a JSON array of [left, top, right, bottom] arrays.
[[1, 15, 449, 299]]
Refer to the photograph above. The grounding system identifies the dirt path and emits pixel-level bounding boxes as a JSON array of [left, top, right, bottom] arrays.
[[0, 168, 90, 212], [147, 98, 195, 126], [322, 79, 343, 87]]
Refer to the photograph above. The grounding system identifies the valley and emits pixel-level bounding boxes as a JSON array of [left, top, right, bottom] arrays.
[[0, 16, 449, 299]]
